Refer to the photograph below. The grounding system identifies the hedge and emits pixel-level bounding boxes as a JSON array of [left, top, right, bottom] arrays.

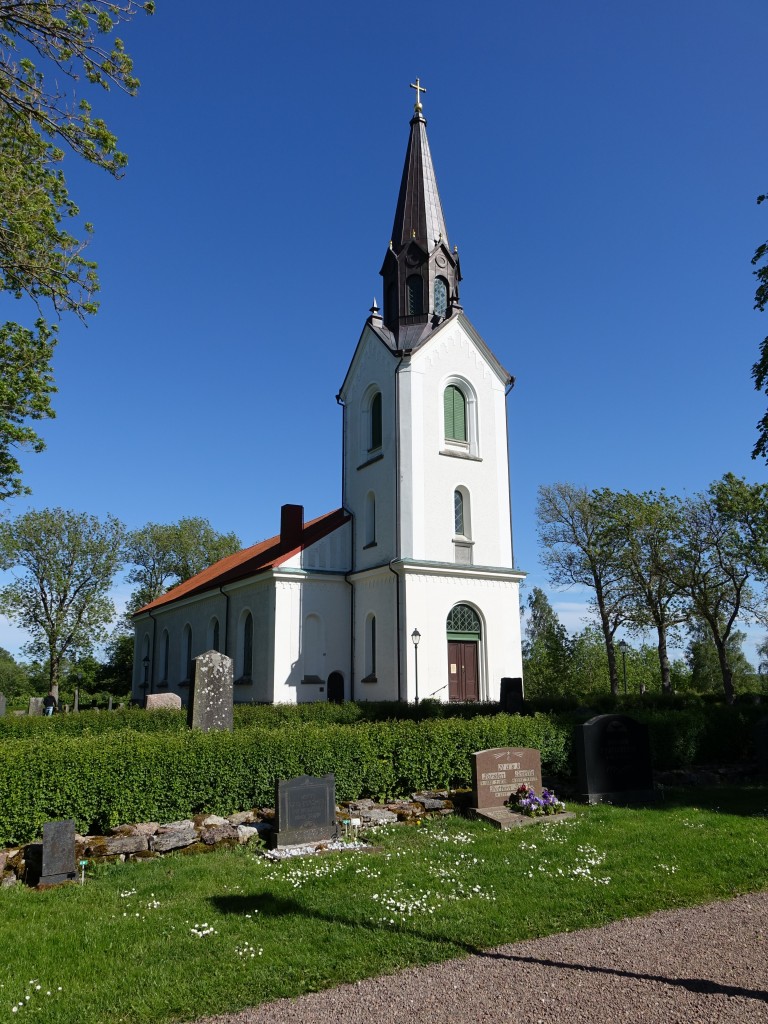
[[0, 714, 568, 846]]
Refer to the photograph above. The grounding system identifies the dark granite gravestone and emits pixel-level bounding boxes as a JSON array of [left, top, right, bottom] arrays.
[[500, 677, 524, 714], [28, 697, 43, 716], [0, 692, 5, 717], [755, 718, 768, 780], [272, 774, 337, 848], [26, 820, 77, 886], [471, 747, 542, 810], [188, 650, 233, 733], [574, 714, 655, 804]]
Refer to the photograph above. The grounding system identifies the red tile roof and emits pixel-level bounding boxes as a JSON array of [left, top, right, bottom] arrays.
[[134, 508, 350, 615]]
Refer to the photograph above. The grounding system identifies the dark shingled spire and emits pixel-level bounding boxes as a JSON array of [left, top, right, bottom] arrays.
[[380, 84, 461, 349]]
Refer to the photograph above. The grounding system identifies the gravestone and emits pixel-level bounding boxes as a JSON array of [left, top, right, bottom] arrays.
[[28, 697, 44, 717], [755, 718, 768, 780], [188, 650, 233, 733], [0, 692, 5, 717], [146, 692, 182, 711], [26, 820, 77, 886], [272, 773, 337, 848], [471, 747, 542, 809], [108, 696, 113, 712], [499, 677, 524, 715], [574, 714, 655, 804]]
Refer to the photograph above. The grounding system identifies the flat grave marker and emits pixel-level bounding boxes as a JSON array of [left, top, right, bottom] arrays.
[[272, 773, 337, 848]]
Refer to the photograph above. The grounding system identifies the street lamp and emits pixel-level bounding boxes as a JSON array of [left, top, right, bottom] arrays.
[[617, 640, 629, 696], [411, 629, 421, 707]]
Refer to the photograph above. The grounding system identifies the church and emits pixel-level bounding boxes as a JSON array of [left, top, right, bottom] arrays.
[[132, 83, 525, 705]]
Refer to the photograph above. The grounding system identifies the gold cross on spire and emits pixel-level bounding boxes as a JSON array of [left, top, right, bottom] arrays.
[[410, 77, 426, 113]]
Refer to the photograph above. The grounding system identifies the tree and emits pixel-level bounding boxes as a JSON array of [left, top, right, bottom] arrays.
[[521, 587, 573, 699], [671, 476, 768, 703], [606, 490, 689, 694], [537, 483, 628, 695], [751, 192, 768, 462], [0, 646, 32, 699], [0, 508, 125, 696], [0, 1, 153, 496], [124, 517, 242, 613], [686, 624, 755, 694]]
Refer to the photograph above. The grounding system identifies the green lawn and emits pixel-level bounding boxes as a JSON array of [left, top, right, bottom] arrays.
[[2, 787, 768, 1024]]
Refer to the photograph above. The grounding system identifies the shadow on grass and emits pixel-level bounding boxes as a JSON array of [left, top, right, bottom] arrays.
[[210, 893, 768, 1005], [647, 784, 768, 817]]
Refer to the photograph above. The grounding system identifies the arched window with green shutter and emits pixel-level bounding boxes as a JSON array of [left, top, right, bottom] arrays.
[[444, 384, 467, 442]]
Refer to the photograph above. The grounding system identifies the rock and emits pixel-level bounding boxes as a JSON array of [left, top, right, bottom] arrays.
[[417, 798, 452, 811], [0, 851, 7, 875], [200, 823, 239, 846], [199, 814, 230, 827], [228, 810, 257, 826], [108, 822, 159, 837], [85, 835, 149, 857], [150, 826, 197, 853], [347, 799, 376, 810], [362, 808, 398, 825], [1, 875, 18, 888], [237, 825, 260, 844]]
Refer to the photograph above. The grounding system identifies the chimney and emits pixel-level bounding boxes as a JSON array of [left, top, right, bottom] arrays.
[[280, 504, 304, 546]]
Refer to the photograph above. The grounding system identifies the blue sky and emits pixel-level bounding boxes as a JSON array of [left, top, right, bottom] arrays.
[[2, 1, 767, 664]]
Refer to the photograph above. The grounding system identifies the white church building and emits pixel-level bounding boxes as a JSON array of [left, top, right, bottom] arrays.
[[133, 86, 525, 705]]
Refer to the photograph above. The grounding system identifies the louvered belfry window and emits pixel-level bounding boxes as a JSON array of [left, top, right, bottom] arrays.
[[406, 275, 423, 315], [444, 385, 467, 442]]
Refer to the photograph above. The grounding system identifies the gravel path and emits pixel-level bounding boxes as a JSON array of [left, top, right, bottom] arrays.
[[191, 891, 768, 1024]]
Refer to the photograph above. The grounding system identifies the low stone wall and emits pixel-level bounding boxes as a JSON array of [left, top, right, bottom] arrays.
[[0, 792, 454, 887]]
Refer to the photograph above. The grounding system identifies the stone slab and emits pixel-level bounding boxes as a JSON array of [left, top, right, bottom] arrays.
[[273, 773, 336, 848], [471, 747, 542, 809], [28, 697, 44, 717], [40, 820, 77, 884], [85, 834, 149, 857], [472, 806, 576, 830], [150, 826, 197, 853], [188, 650, 233, 732], [145, 692, 182, 710]]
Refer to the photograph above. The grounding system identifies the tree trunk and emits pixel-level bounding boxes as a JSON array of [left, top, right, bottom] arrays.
[[715, 640, 735, 705], [657, 626, 672, 694]]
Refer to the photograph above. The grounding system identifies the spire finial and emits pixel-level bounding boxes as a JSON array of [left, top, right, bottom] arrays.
[[410, 77, 426, 113]]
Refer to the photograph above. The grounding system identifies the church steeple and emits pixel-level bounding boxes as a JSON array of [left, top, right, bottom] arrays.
[[380, 80, 462, 348]]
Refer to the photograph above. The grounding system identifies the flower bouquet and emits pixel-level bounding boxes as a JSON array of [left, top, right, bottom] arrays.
[[508, 783, 566, 817]]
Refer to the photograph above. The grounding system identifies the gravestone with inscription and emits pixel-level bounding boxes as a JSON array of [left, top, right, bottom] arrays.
[[188, 650, 233, 732], [146, 692, 182, 711], [0, 692, 5, 717], [28, 696, 44, 717], [471, 747, 542, 809], [272, 773, 337, 848], [574, 714, 655, 804], [26, 820, 77, 886]]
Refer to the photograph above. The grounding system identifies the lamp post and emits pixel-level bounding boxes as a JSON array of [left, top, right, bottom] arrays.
[[617, 640, 628, 696], [142, 654, 150, 694], [411, 629, 421, 707]]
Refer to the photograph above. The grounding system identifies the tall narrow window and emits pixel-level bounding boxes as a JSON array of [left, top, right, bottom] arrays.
[[370, 392, 382, 450], [211, 617, 220, 653], [183, 624, 193, 682], [161, 630, 169, 683], [434, 276, 448, 318], [406, 275, 423, 315], [242, 612, 253, 679], [454, 490, 464, 536], [364, 491, 376, 547], [444, 385, 467, 442], [364, 614, 377, 680]]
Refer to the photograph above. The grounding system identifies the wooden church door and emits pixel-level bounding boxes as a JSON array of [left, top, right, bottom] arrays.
[[446, 604, 482, 702]]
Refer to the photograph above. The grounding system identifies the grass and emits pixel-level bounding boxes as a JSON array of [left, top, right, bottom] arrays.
[[1, 786, 767, 1024]]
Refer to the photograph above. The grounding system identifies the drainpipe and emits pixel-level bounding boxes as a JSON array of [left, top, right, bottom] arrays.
[[337, 391, 355, 702], [390, 353, 406, 702], [504, 374, 517, 567]]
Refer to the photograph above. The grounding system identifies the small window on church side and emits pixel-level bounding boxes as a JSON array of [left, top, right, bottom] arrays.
[[444, 385, 467, 443], [210, 617, 220, 653], [364, 491, 376, 548], [434, 276, 448, 318], [161, 629, 169, 683], [406, 275, 423, 316], [183, 624, 193, 682], [363, 614, 377, 681], [454, 490, 464, 536], [370, 392, 382, 451], [241, 612, 253, 680]]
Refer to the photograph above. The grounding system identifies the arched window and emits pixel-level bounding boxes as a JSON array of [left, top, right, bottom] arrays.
[[406, 275, 423, 315], [370, 391, 382, 451], [444, 384, 467, 443], [182, 624, 193, 682], [446, 604, 482, 638], [454, 489, 465, 536], [208, 617, 220, 653], [363, 614, 377, 681], [434, 276, 448, 318], [241, 612, 253, 680], [160, 630, 169, 683], [364, 491, 376, 548]]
